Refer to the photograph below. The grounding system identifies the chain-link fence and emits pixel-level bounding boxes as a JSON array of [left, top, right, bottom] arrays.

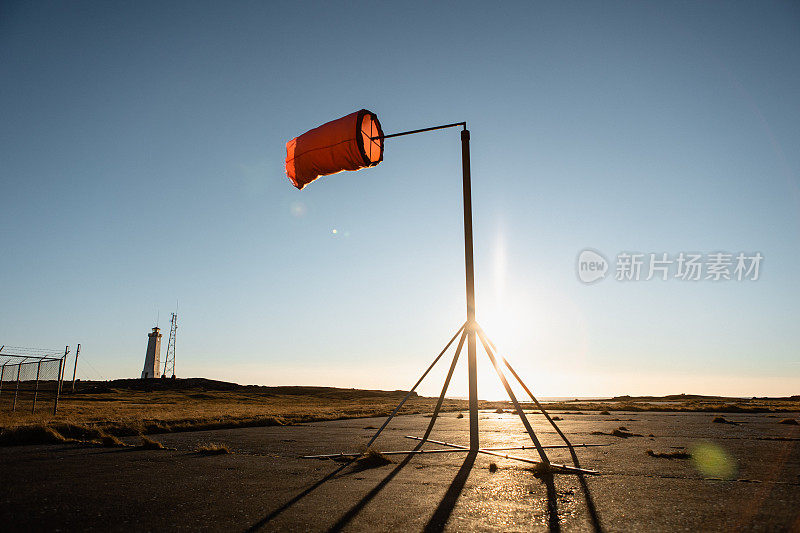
[[0, 347, 66, 414]]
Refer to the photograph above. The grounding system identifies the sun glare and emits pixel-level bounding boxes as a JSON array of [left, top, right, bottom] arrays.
[[473, 228, 591, 399], [478, 228, 543, 353]]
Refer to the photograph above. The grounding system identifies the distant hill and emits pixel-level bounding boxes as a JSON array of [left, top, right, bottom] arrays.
[[74, 377, 418, 399], [72, 379, 797, 403], [609, 393, 800, 402]]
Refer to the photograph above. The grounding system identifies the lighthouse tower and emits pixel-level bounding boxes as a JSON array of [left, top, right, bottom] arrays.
[[141, 327, 162, 379]]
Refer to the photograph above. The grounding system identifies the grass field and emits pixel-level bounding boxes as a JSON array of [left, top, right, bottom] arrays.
[[1, 378, 797, 446], [0, 379, 469, 445]]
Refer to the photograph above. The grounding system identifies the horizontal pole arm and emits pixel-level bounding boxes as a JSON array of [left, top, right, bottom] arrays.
[[301, 442, 609, 459], [373, 121, 466, 140], [302, 448, 471, 459], [481, 443, 609, 451], [404, 436, 600, 475], [476, 449, 598, 475]]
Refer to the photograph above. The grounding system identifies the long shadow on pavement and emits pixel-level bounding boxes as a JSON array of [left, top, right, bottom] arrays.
[[326, 452, 417, 532], [422, 450, 477, 532], [541, 472, 562, 533], [244, 459, 354, 532], [562, 447, 603, 532], [246, 451, 600, 532]]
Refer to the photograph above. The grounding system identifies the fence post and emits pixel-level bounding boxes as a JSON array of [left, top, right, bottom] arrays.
[[32, 361, 42, 413], [0, 363, 6, 399], [53, 359, 64, 415], [12, 363, 22, 412], [57, 346, 68, 397], [71, 343, 80, 392]]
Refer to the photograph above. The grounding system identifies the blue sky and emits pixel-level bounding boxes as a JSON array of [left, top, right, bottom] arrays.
[[1, 1, 798, 398]]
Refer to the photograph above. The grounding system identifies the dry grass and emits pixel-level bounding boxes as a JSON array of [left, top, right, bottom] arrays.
[[139, 436, 165, 450], [540, 397, 800, 413], [0, 425, 68, 445], [357, 447, 392, 468], [195, 442, 230, 455], [1, 380, 796, 447], [100, 435, 125, 447], [713, 416, 739, 425], [526, 463, 551, 477], [646, 449, 690, 459], [591, 426, 642, 438], [0, 382, 471, 446], [0, 422, 111, 446], [488, 462, 498, 473]]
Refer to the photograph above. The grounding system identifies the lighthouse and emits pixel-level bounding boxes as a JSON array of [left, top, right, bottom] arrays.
[[141, 327, 162, 379]]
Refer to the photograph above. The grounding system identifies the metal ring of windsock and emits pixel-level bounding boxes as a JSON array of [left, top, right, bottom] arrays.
[[284, 109, 384, 190]]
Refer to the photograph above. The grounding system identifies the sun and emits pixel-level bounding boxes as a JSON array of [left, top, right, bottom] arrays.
[[477, 292, 544, 360]]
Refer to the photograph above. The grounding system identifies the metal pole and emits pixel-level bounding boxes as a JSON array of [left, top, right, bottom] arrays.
[[32, 361, 41, 413], [478, 328, 606, 530], [71, 343, 80, 392], [372, 121, 466, 140], [479, 328, 573, 445], [305, 448, 473, 459], [12, 363, 21, 412], [54, 357, 63, 415], [57, 346, 68, 397], [171, 316, 176, 377], [308, 332, 467, 462], [460, 127, 479, 452], [304, 443, 608, 459], [413, 330, 467, 449], [0, 363, 6, 398], [477, 332, 550, 466], [365, 323, 465, 449], [373, 121, 477, 450], [404, 436, 595, 475]]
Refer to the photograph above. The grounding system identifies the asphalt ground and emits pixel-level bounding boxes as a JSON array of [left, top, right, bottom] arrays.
[[1, 410, 798, 532]]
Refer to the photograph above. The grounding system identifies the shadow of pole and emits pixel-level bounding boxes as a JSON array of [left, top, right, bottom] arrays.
[[540, 472, 562, 533], [477, 327, 604, 533], [326, 452, 417, 532], [565, 450, 603, 532], [244, 460, 353, 532], [326, 337, 466, 531], [423, 449, 477, 533], [251, 339, 467, 532]]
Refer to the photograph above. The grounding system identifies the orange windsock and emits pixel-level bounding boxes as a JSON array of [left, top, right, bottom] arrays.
[[285, 109, 384, 190]]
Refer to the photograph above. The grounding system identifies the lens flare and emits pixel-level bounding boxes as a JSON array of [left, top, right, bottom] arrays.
[[690, 441, 737, 480], [290, 201, 306, 217]]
